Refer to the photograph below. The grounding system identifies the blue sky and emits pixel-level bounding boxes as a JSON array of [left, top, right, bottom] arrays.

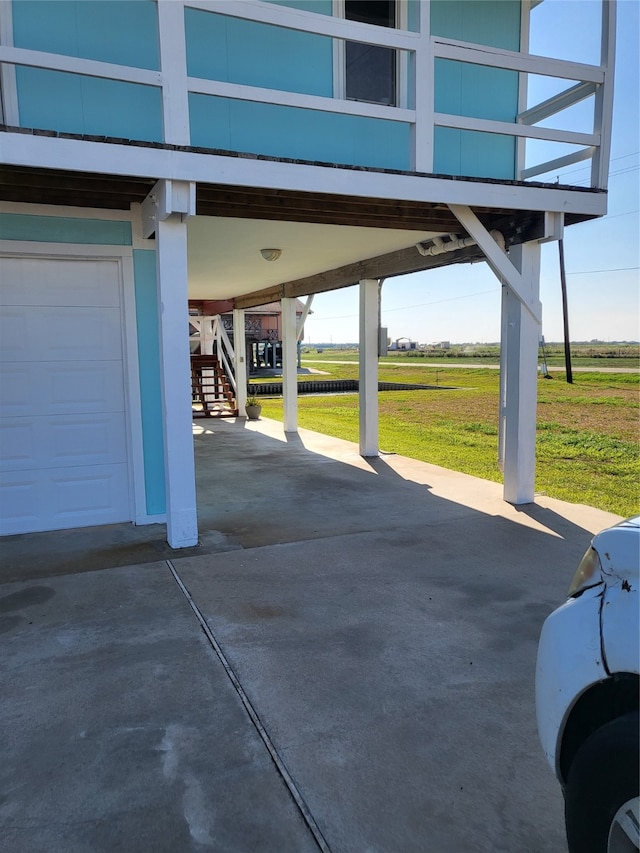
[[304, 0, 639, 345]]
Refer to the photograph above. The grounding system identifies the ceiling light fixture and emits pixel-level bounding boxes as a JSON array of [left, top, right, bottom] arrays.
[[260, 248, 282, 261]]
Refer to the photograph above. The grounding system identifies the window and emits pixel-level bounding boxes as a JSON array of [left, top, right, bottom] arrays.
[[345, 1, 397, 106]]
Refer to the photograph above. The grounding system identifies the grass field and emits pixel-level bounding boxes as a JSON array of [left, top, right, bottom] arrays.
[[252, 360, 639, 518]]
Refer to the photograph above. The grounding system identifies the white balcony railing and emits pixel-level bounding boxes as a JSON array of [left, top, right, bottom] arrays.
[[0, 0, 615, 190]]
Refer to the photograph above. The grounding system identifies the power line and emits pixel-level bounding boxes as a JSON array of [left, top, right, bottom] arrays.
[[549, 150, 639, 179], [311, 287, 500, 322], [566, 266, 639, 275]]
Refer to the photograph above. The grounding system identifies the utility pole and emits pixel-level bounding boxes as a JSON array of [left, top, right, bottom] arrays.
[[558, 239, 573, 384]]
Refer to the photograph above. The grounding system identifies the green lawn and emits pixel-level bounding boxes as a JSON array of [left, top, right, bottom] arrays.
[[254, 364, 640, 517]]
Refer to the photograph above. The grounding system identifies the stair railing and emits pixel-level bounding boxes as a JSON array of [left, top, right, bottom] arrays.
[[211, 316, 237, 397]]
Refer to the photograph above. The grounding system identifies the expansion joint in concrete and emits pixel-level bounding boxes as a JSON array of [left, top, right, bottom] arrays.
[[165, 559, 331, 853]]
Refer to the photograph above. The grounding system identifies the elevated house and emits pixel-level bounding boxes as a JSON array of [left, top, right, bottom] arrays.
[[0, 0, 615, 546]]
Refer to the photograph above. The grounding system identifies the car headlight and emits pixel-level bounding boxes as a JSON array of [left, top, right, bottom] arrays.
[[568, 546, 603, 597]]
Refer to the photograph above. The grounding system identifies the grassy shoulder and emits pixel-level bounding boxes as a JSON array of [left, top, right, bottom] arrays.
[[255, 366, 639, 517], [302, 343, 640, 370]]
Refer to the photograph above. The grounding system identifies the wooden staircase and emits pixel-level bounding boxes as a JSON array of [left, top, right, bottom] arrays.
[[191, 354, 238, 418]]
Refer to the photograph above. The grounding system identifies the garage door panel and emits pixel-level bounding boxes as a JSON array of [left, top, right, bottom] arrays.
[[0, 307, 31, 358], [0, 419, 38, 469], [0, 257, 121, 307], [0, 463, 130, 535], [0, 473, 41, 535], [32, 306, 123, 362], [50, 463, 130, 521], [0, 413, 128, 471], [0, 363, 32, 416], [49, 415, 127, 468], [0, 361, 125, 417], [0, 306, 123, 363], [44, 361, 125, 415]]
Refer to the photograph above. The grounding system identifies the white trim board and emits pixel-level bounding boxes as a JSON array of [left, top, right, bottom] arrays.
[[0, 132, 609, 217]]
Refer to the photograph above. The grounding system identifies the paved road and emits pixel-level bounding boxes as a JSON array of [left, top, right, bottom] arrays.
[[303, 359, 639, 374]]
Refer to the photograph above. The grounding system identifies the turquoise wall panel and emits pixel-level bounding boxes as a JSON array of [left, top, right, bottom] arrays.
[[189, 94, 411, 170], [431, 0, 521, 50], [433, 127, 516, 180], [434, 59, 518, 123], [185, 9, 332, 97], [261, 0, 332, 13], [15, 67, 163, 140], [0, 213, 132, 244], [12, 0, 159, 70], [133, 249, 166, 517], [431, 0, 520, 179]]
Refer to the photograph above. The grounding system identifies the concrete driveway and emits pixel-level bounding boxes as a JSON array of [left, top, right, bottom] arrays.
[[0, 418, 622, 852]]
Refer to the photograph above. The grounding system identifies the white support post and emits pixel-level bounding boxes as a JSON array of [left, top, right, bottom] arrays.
[[153, 182, 198, 548], [501, 242, 542, 505], [233, 308, 247, 417], [498, 278, 508, 472], [359, 279, 379, 457], [281, 297, 298, 433]]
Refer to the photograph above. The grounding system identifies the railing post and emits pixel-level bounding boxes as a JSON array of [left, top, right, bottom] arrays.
[[157, 0, 190, 145], [591, 0, 616, 189], [411, 2, 433, 172]]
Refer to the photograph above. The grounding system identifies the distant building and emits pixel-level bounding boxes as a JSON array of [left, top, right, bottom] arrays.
[[392, 337, 418, 351]]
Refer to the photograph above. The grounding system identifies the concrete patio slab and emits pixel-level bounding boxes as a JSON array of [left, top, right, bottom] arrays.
[[0, 560, 317, 852], [0, 417, 623, 852]]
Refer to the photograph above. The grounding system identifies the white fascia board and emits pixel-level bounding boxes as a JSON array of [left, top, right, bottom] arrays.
[[0, 131, 608, 217], [186, 0, 418, 50], [0, 199, 134, 220]]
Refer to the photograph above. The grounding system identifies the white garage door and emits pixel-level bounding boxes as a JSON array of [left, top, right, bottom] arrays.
[[0, 255, 131, 535]]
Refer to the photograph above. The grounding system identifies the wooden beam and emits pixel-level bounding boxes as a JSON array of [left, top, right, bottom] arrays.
[[234, 241, 485, 309]]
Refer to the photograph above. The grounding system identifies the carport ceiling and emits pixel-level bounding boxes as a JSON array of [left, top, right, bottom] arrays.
[[187, 216, 440, 300], [2, 163, 596, 304]]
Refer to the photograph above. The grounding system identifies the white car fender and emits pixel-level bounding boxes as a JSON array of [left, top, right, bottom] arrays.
[[536, 584, 606, 775]]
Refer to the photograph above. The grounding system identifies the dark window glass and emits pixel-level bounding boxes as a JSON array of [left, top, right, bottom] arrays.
[[345, 1, 396, 106]]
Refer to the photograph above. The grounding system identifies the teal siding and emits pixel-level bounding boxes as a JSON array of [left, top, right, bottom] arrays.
[[15, 67, 163, 141], [435, 60, 518, 124], [190, 94, 411, 170], [431, 0, 521, 50], [0, 213, 132, 245], [133, 249, 166, 517], [407, 0, 420, 32], [431, 0, 520, 179], [261, 0, 332, 14], [12, 0, 159, 70], [434, 128, 516, 180], [185, 9, 333, 97]]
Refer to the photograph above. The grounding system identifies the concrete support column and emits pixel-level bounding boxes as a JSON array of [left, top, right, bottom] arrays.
[[233, 308, 247, 417], [281, 297, 298, 433], [156, 215, 198, 547], [359, 279, 379, 457], [501, 242, 541, 504]]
